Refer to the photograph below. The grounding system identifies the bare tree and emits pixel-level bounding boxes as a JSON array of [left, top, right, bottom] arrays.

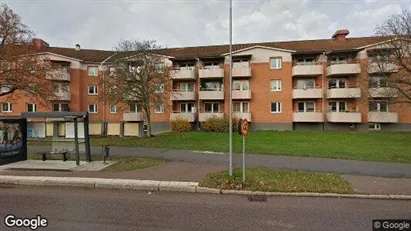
[[0, 3, 53, 102], [101, 39, 172, 137], [364, 9, 411, 106]]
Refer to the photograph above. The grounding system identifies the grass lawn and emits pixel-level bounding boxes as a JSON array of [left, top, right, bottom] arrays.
[[200, 168, 354, 194], [27, 153, 165, 172], [28, 131, 411, 163]]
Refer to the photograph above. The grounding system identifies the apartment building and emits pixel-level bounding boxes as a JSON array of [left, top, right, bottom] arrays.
[[1, 29, 410, 138]]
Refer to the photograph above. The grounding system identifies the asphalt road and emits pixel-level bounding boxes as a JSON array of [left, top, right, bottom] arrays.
[[28, 146, 411, 178], [0, 186, 410, 231]]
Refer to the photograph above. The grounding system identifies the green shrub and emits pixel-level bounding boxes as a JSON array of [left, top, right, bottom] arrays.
[[170, 118, 191, 133], [202, 116, 239, 132]]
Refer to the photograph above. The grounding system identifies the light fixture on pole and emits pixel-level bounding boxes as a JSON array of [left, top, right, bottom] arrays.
[[228, 0, 233, 176]]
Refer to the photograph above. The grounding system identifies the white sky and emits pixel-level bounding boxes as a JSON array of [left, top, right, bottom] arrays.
[[2, 0, 411, 50]]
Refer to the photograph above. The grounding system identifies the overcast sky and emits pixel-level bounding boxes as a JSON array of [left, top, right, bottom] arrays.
[[2, 0, 410, 50]]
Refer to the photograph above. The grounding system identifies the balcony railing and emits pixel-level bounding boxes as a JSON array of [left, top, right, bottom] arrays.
[[171, 69, 196, 80], [199, 88, 224, 100], [46, 69, 71, 81], [326, 112, 362, 123], [326, 61, 361, 76], [232, 89, 251, 99], [293, 111, 324, 122], [292, 88, 322, 99], [123, 112, 143, 121], [170, 112, 196, 122], [368, 62, 398, 74], [368, 111, 398, 123], [292, 64, 322, 76], [199, 68, 224, 78], [232, 67, 251, 77], [171, 90, 196, 101], [53, 91, 71, 101], [326, 87, 361, 98], [368, 87, 398, 98], [199, 112, 224, 121]]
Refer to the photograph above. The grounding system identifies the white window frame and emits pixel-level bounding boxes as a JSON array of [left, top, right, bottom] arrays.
[[27, 103, 37, 112], [155, 103, 164, 113], [270, 102, 282, 113], [270, 80, 282, 91], [233, 80, 250, 91], [328, 101, 347, 112], [369, 76, 388, 88], [88, 85, 98, 95], [329, 56, 348, 65], [179, 63, 195, 70], [129, 103, 141, 113], [204, 61, 220, 69], [180, 102, 195, 113], [296, 79, 315, 89], [88, 66, 98, 76], [297, 101, 315, 112], [295, 57, 315, 65], [179, 82, 194, 92], [2, 102, 12, 113], [110, 104, 117, 113], [369, 100, 388, 112], [233, 101, 249, 113], [53, 103, 69, 112], [109, 67, 116, 76], [269, 57, 282, 69], [88, 104, 98, 114], [204, 102, 220, 113], [368, 123, 381, 131], [328, 78, 346, 89]]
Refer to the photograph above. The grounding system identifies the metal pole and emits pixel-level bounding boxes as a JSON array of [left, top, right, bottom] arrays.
[[74, 118, 80, 166], [228, 0, 233, 176], [242, 135, 245, 182]]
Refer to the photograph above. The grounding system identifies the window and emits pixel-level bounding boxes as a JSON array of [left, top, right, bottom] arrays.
[[369, 101, 388, 112], [88, 104, 98, 113], [179, 82, 194, 92], [180, 63, 195, 70], [180, 103, 195, 113], [329, 78, 346, 89], [129, 103, 141, 113], [204, 102, 219, 113], [233, 60, 249, 68], [204, 62, 220, 69], [88, 66, 98, 76], [155, 103, 164, 113], [53, 103, 69, 112], [2, 103, 12, 113], [270, 57, 282, 69], [233, 102, 249, 113], [295, 57, 315, 65], [369, 76, 388, 88], [88, 86, 98, 95], [110, 104, 117, 113], [109, 67, 116, 76], [329, 56, 348, 65], [328, 101, 347, 112], [297, 101, 315, 112], [0, 85, 11, 94], [270, 80, 281, 91], [155, 84, 164, 93], [54, 83, 69, 93], [202, 81, 222, 91], [296, 79, 315, 89], [233, 80, 250, 90], [368, 123, 381, 131], [270, 102, 282, 113], [27, 103, 36, 112]]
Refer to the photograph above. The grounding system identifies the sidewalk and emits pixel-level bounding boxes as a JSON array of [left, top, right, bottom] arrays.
[[28, 146, 411, 178]]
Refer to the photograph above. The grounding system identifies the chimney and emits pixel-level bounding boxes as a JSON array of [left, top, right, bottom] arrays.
[[75, 44, 81, 51], [32, 38, 49, 50], [332, 29, 350, 41]]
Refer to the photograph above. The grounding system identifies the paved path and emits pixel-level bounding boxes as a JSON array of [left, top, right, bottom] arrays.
[[1, 186, 410, 231], [28, 146, 411, 178]]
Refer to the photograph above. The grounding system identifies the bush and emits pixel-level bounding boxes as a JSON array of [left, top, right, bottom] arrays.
[[170, 117, 191, 133], [202, 116, 239, 132]]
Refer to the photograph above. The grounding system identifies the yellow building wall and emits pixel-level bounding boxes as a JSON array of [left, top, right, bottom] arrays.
[[107, 123, 120, 136], [58, 123, 65, 137], [124, 123, 140, 136], [46, 123, 53, 137], [89, 123, 102, 135]]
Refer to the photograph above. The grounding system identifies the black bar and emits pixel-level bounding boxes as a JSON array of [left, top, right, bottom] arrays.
[[74, 118, 80, 166], [84, 113, 91, 162]]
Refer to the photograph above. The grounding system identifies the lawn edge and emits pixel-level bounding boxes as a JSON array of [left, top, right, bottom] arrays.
[[0, 176, 410, 200]]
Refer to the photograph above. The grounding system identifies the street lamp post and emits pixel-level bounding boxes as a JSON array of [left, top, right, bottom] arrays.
[[228, 0, 233, 176]]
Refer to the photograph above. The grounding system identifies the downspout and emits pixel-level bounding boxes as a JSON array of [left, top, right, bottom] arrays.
[[100, 53, 117, 136]]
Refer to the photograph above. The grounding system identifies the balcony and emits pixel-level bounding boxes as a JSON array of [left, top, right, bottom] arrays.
[[123, 112, 143, 121], [293, 112, 324, 122], [171, 91, 196, 101], [233, 112, 251, 121], [171, 69, 196, 80], [292, 64, 322, 77], [292, 88, 322, 99], [199, 90, 224, 100], [326, 112, 362, 123], [199, 113, 224, 122], [368, 112, 398, 123], [326, 63, 361, 76], [170, 113, 196, 122], [53, 91, 71, 101], [199, 68, 224, 78], [232, 67, 251, 77], [368, 63, 398, 74], [46, 69, 71, 81], [232, 90, 251, 99], [368, 87, 398, 98], [326, 88, 361, 99]]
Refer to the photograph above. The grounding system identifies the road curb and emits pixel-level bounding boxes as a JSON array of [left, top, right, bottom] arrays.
[[1, 176, 410, 200]]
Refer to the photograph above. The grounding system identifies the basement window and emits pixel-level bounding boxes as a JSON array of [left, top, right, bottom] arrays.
[[368, 123, 381, 131]]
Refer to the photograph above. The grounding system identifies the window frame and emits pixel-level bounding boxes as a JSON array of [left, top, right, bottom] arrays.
[[88, 85, 98, 95], [233, 101, 249, 113], [328, 101, 347, 112], [154, 103, 164, 113], [296, 79, 315, 89], [27, 103, 37, 112], [297, 101, 315, 112], [269, 57, 282, 70], [88, 66, 98, 77], [88, 104, 98, 114], [2, 102, 12, 113], [233, 80, 250, 91], [368, 123, 381, 131], [180, 102, 195, 113], [328, 78, 347, 89], [110, 104, 117, 114], [204, 102, 220, 113], [270, 80, 282, 91], [369, 100, 389, 112], [270, 102, 282, 113]]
